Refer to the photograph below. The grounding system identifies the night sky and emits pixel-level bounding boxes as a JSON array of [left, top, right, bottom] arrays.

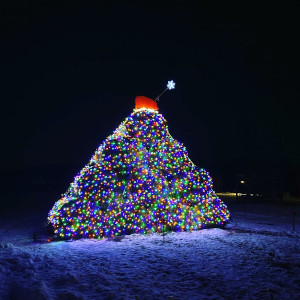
[[1, 1, 299, 210]]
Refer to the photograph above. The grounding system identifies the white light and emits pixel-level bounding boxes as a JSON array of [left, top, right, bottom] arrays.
[[167, 80, 175, 90], [134, 108, 158, 113]]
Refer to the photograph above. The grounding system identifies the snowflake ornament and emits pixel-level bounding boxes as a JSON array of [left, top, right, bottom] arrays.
[[167, 80, 176, 90]]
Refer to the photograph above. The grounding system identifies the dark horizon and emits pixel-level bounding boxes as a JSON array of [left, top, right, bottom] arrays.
[[1, 2, 299, 211]]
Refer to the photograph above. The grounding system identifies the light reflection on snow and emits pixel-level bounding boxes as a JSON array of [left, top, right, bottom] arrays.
[[0, 203, 299, 299]]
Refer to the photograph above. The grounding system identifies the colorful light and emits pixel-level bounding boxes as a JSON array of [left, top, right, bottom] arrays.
[[48, 98, 230, 239]]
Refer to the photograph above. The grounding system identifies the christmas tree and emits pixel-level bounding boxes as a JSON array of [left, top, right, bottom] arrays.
[[48, 84, 230, 239]]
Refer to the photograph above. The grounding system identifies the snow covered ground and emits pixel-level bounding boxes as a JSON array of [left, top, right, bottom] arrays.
[[0, 201, 300, 299]]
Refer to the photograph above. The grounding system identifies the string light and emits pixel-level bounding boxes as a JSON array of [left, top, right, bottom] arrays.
[[48, 98, 230, 239]]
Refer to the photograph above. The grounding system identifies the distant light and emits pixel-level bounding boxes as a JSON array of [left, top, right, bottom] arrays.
[[167, 80, 176, 90], [240, 180, 245, 184]]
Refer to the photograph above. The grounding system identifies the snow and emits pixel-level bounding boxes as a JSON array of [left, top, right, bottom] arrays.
[[1, 202, 300, 299]]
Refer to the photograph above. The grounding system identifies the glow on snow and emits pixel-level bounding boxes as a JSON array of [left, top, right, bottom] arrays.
[[48, 96, 230, 239]]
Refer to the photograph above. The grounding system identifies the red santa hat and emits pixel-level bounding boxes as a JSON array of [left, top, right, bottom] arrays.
[[135, 96, 158, 110]]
